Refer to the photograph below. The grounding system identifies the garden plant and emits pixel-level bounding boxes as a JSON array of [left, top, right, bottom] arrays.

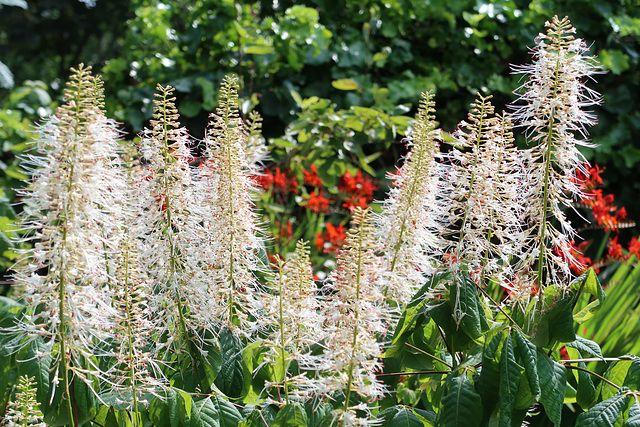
[[2, 14, 640, 427]]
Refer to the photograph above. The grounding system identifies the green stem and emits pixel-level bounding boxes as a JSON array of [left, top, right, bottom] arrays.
[[277, 265, 289, 404]]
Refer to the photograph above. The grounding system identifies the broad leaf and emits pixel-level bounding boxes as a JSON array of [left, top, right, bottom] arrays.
[[437, 372, 483, 427], [16, 337, 52, 407], [576, 387, 627, 426], [454, 270, 489, 339], [627, 394, 640, 427], [576, 361, 597, 409], [567, 336, 604, 359], [513, 329, 540, 400], [272, 403, 308, 427], [624, 357, 640, 390], [537, 352, 567, 426], [215, 328, 245, 398], [498, 333, 523, 427], [149, 389, 180, 427], [191, 395, 243, 427], [601, 360, 633, 401], [331, 79, 360, 91], [377, 405, 425, 427]]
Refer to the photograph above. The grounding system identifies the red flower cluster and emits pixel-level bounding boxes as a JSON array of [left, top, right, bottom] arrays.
[[338, 170, 378, 211], [578, 165, 628, 232], [307, 189, 331, 213], [315, 223, 347, 254], [303, 164, 323, 187], [255, 167, 299, 194], [555, 240, 592, 275]]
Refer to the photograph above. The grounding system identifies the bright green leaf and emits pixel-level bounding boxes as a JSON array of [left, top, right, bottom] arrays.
[[245, 45, 275, 55], [331, 79, 361, 91], [600, 49, 630, 75]]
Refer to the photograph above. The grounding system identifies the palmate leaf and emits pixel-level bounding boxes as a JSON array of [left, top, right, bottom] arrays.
[[576, 387, 628, 427], [536, 351, 567, 426], [436, 372, 482, 427]]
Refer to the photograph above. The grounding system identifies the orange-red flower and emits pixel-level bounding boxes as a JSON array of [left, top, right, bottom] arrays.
[[307, 189, 331, 213], [303, 164, 323, 187], [629, 236, 640, 259], [607, 235, 625, 260], [315, 223, 347, 254]]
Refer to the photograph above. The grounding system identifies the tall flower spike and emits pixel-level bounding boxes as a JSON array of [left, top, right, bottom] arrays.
[[11, 64, 125, 403], [376, 91, 445, 306], [261, 240, 322, 404], [2, 376, 46, 427], [510, 16, 602, 291], [197, 75, 265, 330], [443, 95, 527, 290], [317, 208, 388, 426], [137, 84, 212, 354]]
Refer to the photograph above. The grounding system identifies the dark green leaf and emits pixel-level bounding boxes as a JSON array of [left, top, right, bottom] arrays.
[[437, 373, 483, 427], [272, 403, 308, 427], [149, 389, 180, 427], [533, 295, 575, 347], [536, 352, 566, 426], [377, 405, 425, 427], [513, 329, 540, 400], [567, 336, 604, 359], [624, 357, 640, 390], [498, 333, 523, 427], [627, 395, 640, 427], [576, 387, 627, 426], [454, 270, 488, 339], [16, 338, 51, 406], [576, 361, 597, 409], [191, 395, 243, 427], [214, 329, 245, 398]]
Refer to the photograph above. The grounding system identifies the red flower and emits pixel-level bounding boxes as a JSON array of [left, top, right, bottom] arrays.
[[338, 170, 358, 194], [607, 235, 625, 260], [555, 240, 591, 275], [303, 165, 323, 187], [254, 168, 274, 189], [342, 195, 368, 212], [315, 223, 347, 254], [307, 189, 330, 213], [629, 236, 640, 259], [256, 167, 299, 194]]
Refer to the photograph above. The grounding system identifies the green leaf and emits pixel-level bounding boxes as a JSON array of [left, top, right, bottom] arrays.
[[627, 395, 640, 427], [436, 372, 483, 427], [602, 360, 632, 401], [576, 361, 597, 409], [571, 269, 606, 303], [191, 395, 243, 427], [567, 336, 604, 359], [533, 294, 575, 347], [536, 352, 567, 426], [513, 330, 540, 400], [623, 357, 640, 390], [44, 378, 97, 426], [377, 405, 425, 426], [245, 45, 275, 55], [498, 333, 523, 427], [457, 270, 489, 339], [149, 389, 180, 427], [331, 79, 361, 91], [94, 405, 120, 427], [576, 387, 627, 426], [16, 338, 52, 406], [214, 329, 245, 398], [272, 403, 308, 427], [600, 49, 630, 75]]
